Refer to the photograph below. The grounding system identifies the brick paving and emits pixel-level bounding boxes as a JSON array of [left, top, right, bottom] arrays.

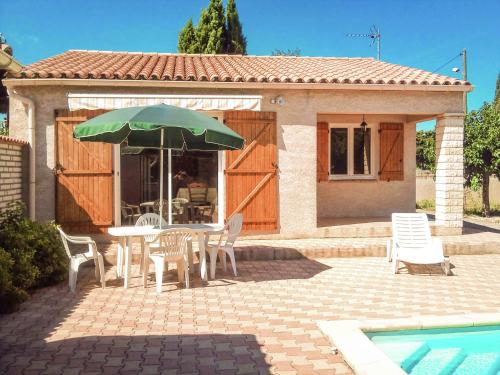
[[1, 255, 500, 374]]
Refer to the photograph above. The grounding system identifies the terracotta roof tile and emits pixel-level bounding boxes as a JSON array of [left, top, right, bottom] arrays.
[[12, 50, 471, 86], [0, 135, 29, 145]]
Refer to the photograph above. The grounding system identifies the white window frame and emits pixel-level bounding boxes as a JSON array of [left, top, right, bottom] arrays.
[[328, 123, 376, 180]]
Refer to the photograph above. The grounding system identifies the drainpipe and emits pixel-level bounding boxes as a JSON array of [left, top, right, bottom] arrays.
[[7, 89, 36, 220]]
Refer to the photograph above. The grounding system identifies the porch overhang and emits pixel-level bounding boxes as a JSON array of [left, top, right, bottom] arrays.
[[67, 93, 262, 111]]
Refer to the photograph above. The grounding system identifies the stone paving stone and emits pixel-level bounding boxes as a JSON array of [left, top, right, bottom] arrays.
[[2, 255, 500, 374]]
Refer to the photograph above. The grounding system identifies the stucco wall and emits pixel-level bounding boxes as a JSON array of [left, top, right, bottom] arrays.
[[7, 84, 463, 235], [315, 116, 416, 218]]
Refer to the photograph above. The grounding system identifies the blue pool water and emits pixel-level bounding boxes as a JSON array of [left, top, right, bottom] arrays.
[[366, 325, 500, 374]]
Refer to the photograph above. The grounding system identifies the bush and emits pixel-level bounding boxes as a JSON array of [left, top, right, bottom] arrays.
[[416, 199, 435, 210], [0, 247, 29, 314], [0, 202, 68, 313]]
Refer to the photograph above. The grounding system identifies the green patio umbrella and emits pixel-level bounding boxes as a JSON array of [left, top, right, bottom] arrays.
[[73, 104, 244, 227]]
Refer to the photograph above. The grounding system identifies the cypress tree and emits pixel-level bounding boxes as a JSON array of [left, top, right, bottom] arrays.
[[204, 0, 226, 54], [196, 8, 211, 53], [226, 0, 246, 54], [494, 72, 500, 112], [178, 18, 200, 53]]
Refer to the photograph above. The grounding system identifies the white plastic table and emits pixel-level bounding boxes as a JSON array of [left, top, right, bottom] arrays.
[[108, 223, 223, 288]]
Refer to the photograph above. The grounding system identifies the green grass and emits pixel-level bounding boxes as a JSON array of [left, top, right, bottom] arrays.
[[464, 203, 500, 217], [416, 199, 435, 210]]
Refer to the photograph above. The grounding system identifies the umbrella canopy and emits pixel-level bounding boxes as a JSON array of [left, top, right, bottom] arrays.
[[73, 103, 244, 150]]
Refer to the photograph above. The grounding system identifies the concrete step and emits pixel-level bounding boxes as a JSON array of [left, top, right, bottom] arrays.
[[98, 235, 500, 265]]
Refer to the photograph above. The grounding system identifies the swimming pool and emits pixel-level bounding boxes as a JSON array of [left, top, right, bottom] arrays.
[[367, 325, 500, 374]]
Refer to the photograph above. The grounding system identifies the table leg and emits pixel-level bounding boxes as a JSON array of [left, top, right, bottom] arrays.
[[116, 237, 125, 279], [124, 236, 132, 289], [143, 242, 150, 288], [187, 239, 194, 274], [198, 233, 208, 281]]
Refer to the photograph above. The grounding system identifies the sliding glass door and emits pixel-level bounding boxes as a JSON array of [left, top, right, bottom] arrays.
[[120, 146, 220, 226]]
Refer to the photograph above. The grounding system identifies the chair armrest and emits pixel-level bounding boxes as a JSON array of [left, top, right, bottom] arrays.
[[122, 206, 133, 215], [129, 205, 141, 214], [206, 229, 227, 247], [66, 236, 95, 245]]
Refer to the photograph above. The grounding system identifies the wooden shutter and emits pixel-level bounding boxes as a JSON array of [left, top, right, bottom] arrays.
[[379, 123, 404, 181], [55, 109, 113, 233], [317, 122, 329, 182], [224, 111, 278, 233]]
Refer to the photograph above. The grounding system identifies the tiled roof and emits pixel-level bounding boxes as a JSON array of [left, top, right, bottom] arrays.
[[0, 135, 29, 145], [12, 50, 470, 86]]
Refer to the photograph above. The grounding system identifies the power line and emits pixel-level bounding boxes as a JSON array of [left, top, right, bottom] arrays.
[[431, 53, 462, 74]]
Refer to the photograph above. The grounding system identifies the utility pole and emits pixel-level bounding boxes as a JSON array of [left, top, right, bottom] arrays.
[[462, 48, 468, 114], [347, 25, 381, 60]]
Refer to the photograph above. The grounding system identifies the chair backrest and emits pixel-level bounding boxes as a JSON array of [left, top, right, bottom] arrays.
[[225, 213, 243, 246], [392, 213, 432, 249], [188, 182, 208, 203], [56, 227, 73, 259], [151, 228, 192, 257], [172, 197, 188, 214], [136, 213, 167, 227]]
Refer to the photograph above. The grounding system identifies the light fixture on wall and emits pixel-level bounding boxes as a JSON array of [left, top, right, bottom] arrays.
[[360, 114, 368, 132], [270, 95, 286, 106]]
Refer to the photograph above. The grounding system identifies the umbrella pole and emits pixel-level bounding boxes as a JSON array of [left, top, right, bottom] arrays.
[[168, 149, 172, 225], [159, 129, 164, 229]]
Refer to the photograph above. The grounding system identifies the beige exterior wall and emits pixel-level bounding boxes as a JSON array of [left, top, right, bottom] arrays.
[[7, 84, 464, 234], [316, 115, 416, 218]]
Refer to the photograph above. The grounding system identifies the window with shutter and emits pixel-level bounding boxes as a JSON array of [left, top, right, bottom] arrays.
[[379, 123, 404, 181], [317, 122, 329, 182]]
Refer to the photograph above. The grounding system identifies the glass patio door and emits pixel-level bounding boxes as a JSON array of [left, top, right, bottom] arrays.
[[120, 146, 220, 226]]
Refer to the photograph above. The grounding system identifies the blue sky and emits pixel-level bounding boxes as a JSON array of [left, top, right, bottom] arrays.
[[1, 0, 499, 129]]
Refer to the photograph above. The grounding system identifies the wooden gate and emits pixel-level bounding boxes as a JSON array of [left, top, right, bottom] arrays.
[[224, 111, 278, 232], [55, 109, 113, 233]]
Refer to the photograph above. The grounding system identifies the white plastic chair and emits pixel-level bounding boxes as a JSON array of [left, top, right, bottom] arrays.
[[57, 227, 106, 292], [208, 213, 243, 279], [388, 213, 450, 275], [134, 213, 167, 275], [144, 228, 192, 293]]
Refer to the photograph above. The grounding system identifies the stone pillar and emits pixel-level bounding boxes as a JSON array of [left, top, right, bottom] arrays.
[[435, 113, 464, 229]]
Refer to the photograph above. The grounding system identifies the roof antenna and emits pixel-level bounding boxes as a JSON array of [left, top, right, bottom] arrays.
[[346, 25, 381, 60]]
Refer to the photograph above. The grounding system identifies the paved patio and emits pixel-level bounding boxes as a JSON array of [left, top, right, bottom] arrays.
[[1, 255, 500, 374]]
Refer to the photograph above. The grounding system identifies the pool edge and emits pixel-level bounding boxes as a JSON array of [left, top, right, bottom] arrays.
[[317, 312, 500, 375]]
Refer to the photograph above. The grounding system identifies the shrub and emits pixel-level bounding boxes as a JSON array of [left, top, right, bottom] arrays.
[[0, 247, 29, 314], [416, 199, 435, 210], [0, 202, 68, 313]]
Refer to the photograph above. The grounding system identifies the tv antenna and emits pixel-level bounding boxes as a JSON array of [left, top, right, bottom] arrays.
[[346, 25, 381, 60]]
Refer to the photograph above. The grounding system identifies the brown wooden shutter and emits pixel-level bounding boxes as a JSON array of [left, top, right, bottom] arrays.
[[224, 111, 278, 233], [317, 122, 329, 182], [55, 109, 113, 233], [379, 123, 404, 181]]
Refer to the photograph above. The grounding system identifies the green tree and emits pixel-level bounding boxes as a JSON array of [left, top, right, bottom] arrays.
[[226, 0, 246, 54], [194, 0, 227, 54], [464, 102, 500, 216], [494, 72, 500, 112], [205, 0, 227, 54], [196, 8, 211, 53], [178, 18, 200, 53], [416, 130, 436, 172]]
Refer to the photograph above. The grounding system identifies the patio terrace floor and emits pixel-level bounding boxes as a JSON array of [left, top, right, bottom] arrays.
[[1, 254, 500, 374]]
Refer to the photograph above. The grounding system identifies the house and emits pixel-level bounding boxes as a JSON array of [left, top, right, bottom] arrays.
[[3, 50, 471, 237]]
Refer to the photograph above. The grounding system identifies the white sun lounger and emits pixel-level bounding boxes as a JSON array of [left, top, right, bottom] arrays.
[[388, 213, 450, 275]]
